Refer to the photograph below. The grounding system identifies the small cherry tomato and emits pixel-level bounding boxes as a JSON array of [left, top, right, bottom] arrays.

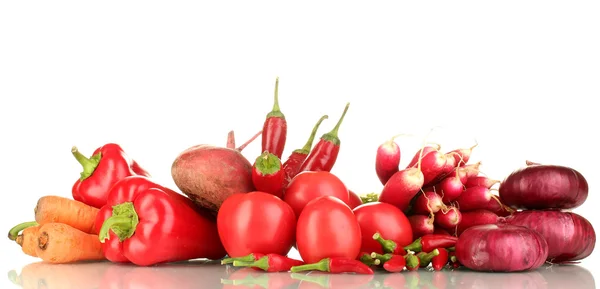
[[283, 171, 349, 217], [353, 202, 413, 255], [347, 190, 363, 209], [296, 196, 362, 264], [217, 191, 296, 258]]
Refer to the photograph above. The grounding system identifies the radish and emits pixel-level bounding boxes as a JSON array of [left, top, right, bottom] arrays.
[[465, 176, 500, 189], [405, 143, 440, 168], [502, 210, 596, 263], [499, 161, 588, 210], [171, 130, 262, 213], [411, 190, 447, 216], [456, 209, 498, 236], [448, 161, 481, 185], [434, 206, 462, 231], [455, 223, 549, 272], [433, 226, 451, 236], [413, 150, 453, 186], [446, 142, 478, 166], [408, 214, 435, 239], [453, 186, 499, 211], [375, 134, 406, 186], [483, 195, 514, 217], [436, 169, 465, 204]]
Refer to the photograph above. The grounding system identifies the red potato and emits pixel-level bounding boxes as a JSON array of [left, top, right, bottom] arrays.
[[455, 224, 549, 272], [499, 161, 588, 210], [454, 186, 499, 211], [375, 135, 403, 186], [408, 214, 435, 239], [465, 176, 500, 189], [434, 206, 462, 231], [411, 190, 447, 216], [171, 131, 261, 212], [456, 209, 499, 236], [502, 210, 596, 263]]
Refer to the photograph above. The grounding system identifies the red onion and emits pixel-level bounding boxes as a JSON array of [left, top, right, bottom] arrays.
[[501, 210, 596, 263], [455, 223, 548, 272]]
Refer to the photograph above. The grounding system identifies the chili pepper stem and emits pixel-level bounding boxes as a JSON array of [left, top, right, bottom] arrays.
[[71, 146, 102, 180], [372, 232, 397, 253], [405, 254, 420, 269], [7, 221, 38, 241], [404, 237, 423, 252], [290, 273, 329, 288], [255, 151, 281, 175], [360, 192, 379, 204], [290, 258, 329, 273], [321, 103, 350, 145], [266, 77, 285, 119], [294, 115, 329, 154], [232, 256, 269, 271], [220, 253, 256, 265], [98, 202, 139, 243], [370, 252, 393, 263]]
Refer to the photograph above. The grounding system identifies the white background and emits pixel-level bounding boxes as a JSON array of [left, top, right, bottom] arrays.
[[1, 1, 598, 287]]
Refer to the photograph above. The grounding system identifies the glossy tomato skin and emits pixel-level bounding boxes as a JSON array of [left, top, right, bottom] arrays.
[[353, 202, 413, 254], [217, 191, 296, 258], [347, 190, 363, 209], [283, 171, 350, 218], [296, 196, 362, 264]]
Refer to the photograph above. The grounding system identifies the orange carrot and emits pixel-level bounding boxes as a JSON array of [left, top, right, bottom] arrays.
[[34, 195, 99, 234], [35, 223, 105, 264], [8, 221, 40, 257]]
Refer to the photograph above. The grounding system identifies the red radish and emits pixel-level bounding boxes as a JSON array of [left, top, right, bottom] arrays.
[[434, 206, 462, 231], [378, 167, 425, 213], [447, 161, 481, 185], [499, 161, 588, 210], [252, 151, 285, 198], [465, 176, 500, 189], [455, 224, 549, 272], [410, 150, 450, 186], [446, 142, 478, 166], [408, 215, 435, 239], [411, 190, 447, 216], [502, 210, 596, 263], [437, 169, 465, 204], [374, 134, 405, 186], [453, 186, 499, 211], [405, 143, 441, 168], [483, 195, 514, 217], [456, 209, 498, 236], [433, 226, 451, 236]]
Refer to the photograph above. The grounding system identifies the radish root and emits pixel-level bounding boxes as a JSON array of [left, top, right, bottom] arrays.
[[236, 130, 263, 152], [226, 131, 235, 149]]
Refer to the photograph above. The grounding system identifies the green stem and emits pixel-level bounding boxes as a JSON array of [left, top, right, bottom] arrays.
[[266, 77, 285, 119], [321, 103, 350, 145], [360, 192, 379, 204], [404, 237, 423, 252], [372, 232, 397, 254], [254, 151, 281, 176], [232, 256, 269, 271], [370, 252, 393, 263], [417, 249, 440, 266], [294, 114, 329, 154], [359, 253, 378, 266], [220, 253, 256, 265], [98, 216, 132, 243], [71, 146, 101, 181], [290, 258, 330, 273], [405, 253, 420, 269], [7, 270, 20, 286], [7, 221, 38, 241]]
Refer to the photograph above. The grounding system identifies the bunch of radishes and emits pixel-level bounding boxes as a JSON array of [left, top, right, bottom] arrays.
[[373, 135, 596, 272]]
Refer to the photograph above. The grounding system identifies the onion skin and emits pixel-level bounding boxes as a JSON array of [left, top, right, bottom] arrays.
[[498, 163, 588, 210], [502, 210, 596, 263], [455, 224, 549, 272]]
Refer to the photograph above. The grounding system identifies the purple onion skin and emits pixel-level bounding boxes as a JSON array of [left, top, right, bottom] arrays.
[[502, 210, 596, 263], [455, 224, 549, 272], [498, 163, 588, 210]]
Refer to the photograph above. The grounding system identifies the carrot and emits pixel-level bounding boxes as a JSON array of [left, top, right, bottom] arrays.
[[8, 221, 40, 257], [35, 223, 105, 264], [34, 195, 99, 234]]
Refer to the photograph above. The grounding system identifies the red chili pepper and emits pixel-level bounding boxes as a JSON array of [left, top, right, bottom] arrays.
[[448, 251, 461, 268], [220, 252, 266, 265], [298, 103, 350, 172], [431, 248, 449, 270], [383, 255, 407, 273], [71, 144, 150, 208], [416, 249, 440, 267], [372, 232, 407, 255], [290, 257, 374, 274], [95, 176, 226, 266], [281, 115, 328, 188], [404, 234, 458, 253], [232, 253, 304, 272], [252, 151, 285, 198], [404, 253, 420, 271], [261, 77, 287, 159]]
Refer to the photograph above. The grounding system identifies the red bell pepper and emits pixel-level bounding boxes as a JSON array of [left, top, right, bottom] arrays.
[[95, 176, 226, 266], [71, 143, 150, 208]]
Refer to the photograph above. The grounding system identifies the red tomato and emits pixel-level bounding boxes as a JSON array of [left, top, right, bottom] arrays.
[[347, 190, 363, 209], [352, 202, 413, 254], [283, 171, 349, 217], [296, 196, 362, 264], [217, 191, 296, 258]]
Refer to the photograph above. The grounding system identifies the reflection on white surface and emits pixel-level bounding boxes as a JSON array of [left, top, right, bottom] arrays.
[[6, 261, 596, 289]]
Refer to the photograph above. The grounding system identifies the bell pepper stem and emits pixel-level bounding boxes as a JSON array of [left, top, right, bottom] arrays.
[[98, 202, 139, 243], [232, 256, 269, 271], [290, 258, 329, 273], [7, 221, 38, 241], [71, 146, 101, 181]]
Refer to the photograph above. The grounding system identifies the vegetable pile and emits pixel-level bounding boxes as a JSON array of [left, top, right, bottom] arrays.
[[7, 77, 596, 276]]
